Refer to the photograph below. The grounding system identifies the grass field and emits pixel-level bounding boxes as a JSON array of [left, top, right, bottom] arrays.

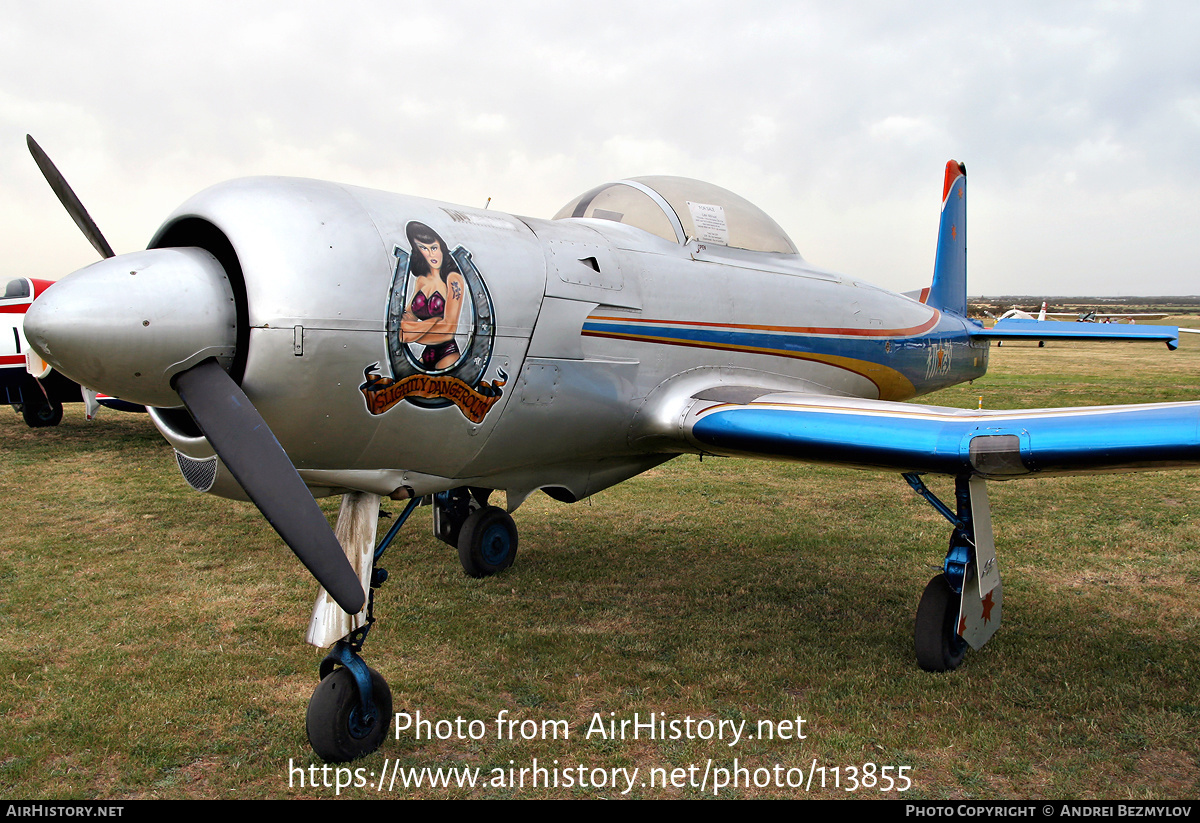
[[2, 330, 1199, 799]]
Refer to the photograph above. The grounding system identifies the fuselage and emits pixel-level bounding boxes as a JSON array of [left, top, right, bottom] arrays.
[[27, 176, 987, 505]]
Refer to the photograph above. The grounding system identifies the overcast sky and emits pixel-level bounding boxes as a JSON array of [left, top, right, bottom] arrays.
[[3, 1, 1198, 296]]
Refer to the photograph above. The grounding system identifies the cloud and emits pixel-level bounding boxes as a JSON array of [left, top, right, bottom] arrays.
[[4, 0, 1200, 293]]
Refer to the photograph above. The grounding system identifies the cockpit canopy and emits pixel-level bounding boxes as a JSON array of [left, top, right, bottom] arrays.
[[3, 278, 31, 300], [553, 176, 799, 255]]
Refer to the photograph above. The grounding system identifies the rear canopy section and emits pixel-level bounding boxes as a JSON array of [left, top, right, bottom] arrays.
[[554, 176, 799, 254]]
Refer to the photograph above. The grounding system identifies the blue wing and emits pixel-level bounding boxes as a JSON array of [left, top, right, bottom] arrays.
[[675, 391, 1200, 479]]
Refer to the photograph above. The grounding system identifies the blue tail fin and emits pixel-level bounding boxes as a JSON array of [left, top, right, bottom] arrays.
[[924, 161, 967, 316]]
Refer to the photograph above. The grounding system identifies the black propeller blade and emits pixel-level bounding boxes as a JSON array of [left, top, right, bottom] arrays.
[[174, 359, 366, 614], [26, 136, 364, 614], [26, 134, 116, 259]]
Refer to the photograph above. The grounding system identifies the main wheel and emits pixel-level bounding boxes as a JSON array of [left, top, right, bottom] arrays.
[[21, 397, 62, 428], [914, 575, 968, 672], [306, 666, 392, 762], [457, 505, 518, 578]]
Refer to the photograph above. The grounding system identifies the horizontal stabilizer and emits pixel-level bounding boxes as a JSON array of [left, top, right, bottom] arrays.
[[974, 318, 1180, 350]]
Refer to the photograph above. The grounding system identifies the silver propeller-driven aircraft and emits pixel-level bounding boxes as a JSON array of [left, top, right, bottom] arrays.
[[22, 136, 1200, 761]]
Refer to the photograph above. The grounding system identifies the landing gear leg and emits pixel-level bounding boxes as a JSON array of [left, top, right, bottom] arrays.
[[305, 492, 421, 761], [432, 486, 476, 548], [903, 474, 1003, 671]]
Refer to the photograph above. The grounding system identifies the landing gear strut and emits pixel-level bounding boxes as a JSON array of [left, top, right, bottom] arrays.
[[305, 492, 420, 762], [432, 486, 474, 548], [305, 486, 520, 761], [904, 473, 1003, 672]]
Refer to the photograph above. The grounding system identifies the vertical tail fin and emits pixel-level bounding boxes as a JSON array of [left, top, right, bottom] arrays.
[[924, 160, 967, 316]]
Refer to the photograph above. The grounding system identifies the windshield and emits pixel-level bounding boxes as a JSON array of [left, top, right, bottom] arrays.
[[3, 278, 30, 300]]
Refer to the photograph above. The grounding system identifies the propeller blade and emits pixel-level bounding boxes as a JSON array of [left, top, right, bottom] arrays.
[[173, 359, 366, 614], [26, 134, 116, 259]]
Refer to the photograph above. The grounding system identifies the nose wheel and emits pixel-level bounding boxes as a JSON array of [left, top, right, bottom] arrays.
[[306, 653, 393, 762], [305, 494, 421, 762]]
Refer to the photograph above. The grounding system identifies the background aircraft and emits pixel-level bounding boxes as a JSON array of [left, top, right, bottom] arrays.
[[1, 276, 89, 427], [991, 301, 1048, 322], [1047, 310, 1170, 323], [993, 303, 1174, 324], [21, 140, 1200, 761]]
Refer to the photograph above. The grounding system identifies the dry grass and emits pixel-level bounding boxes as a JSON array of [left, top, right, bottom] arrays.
[[1, 334, 1199, 799]]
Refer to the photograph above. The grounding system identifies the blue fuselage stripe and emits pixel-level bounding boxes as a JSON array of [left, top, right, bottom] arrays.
[[583, 314, 987, 399]]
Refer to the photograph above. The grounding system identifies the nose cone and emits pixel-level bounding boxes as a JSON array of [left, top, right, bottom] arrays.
[[24, 247, 238, 407]]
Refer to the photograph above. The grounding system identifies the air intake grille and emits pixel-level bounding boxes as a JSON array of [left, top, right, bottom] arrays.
[[175, 451, 218, 492]]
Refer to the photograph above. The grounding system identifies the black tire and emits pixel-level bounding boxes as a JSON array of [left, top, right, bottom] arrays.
[[457, 505, 518, 578], [22, 397, 62, 428], [306, 666, 392, 762], [914, 575, 968, 672]]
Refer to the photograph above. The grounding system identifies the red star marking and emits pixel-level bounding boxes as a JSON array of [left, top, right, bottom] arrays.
[[981, 590, 996, 623], [951, 224, 957, 240], [958, 614, 967, 635], [957, 187, 963, 199]]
